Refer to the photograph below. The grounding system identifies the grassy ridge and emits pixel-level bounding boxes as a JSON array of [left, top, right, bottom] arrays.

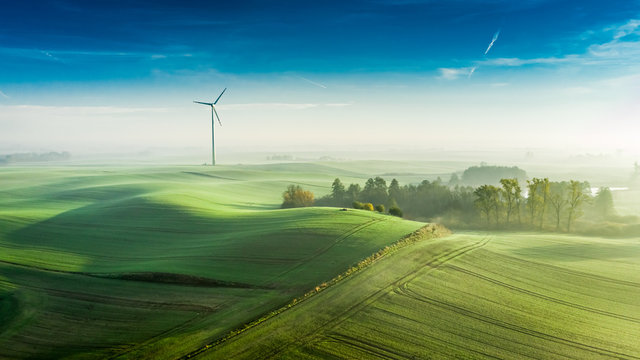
[[0, 165, 424, 359], [204, 232, 640, 359]]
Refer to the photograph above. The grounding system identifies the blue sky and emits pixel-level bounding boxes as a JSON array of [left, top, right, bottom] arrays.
[[1, 0, 639, 156]]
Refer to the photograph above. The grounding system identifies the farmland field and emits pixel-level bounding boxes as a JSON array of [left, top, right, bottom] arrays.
[[0, 164, 424, 359], [3, 163, 640, 360], [204, 232, 640, 359]]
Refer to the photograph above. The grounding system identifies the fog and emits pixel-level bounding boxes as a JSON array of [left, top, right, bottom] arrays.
[[1, 73, 639, 159]]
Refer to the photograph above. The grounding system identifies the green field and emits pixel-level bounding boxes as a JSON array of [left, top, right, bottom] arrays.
[[204, 232, 640, 359], [3, 163, 640, 359], [0, 165, 424, 359]]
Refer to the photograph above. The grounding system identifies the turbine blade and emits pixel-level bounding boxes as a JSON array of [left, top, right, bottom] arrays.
[[194, 101, 213, 105], [213, 88, 227, 105], [213, 107, 222, 126]]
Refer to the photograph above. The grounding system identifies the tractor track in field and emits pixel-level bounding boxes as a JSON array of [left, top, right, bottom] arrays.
[[328, 326, 506, 360], [323, 333, 411, 359], [445, 264, 640, 324], [1, 273, 220, 360], [0, 277, 218, 313], [267, 217, 387, 284], [369, 305, 575, 360], [0, 242, 301, 264], [108, 311, 212, 360], [394, 286, 640, 360], [485, 252, 640, 288], [0, 259, 266, 289], [326, 321, 509, 360], [214, 236, 491, 360], [282, 236, 491, 358]]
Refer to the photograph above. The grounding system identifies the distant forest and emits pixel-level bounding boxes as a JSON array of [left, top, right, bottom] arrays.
[[286, 165, 639, 236], [451, 164, 527, 187], [0, 152, 71, 165]]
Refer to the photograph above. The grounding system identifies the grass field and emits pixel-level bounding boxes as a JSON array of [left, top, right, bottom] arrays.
[[3, 162, 639, 359], [203, 231, 640, 359], [0, 164, 424, 359]]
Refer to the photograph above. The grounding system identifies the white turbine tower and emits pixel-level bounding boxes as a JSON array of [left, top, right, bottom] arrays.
[[194, 88, 226, 166]]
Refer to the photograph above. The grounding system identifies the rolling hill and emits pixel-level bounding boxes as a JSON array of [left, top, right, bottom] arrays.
[[0, 165, 425, 359], [202, 232, 640, 359]]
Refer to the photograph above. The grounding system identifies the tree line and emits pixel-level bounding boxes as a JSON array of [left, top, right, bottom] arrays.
[[0, 151, 71, 165], [285, 175, 616, 233], [473, 178, 593, 232]]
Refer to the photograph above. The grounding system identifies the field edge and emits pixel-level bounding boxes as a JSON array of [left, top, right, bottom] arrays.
[[178, 223, 450, 359]]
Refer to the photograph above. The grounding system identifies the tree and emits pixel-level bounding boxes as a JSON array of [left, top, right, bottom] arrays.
[[388, 178, 401, 205], [389, 206, 403, 217], [331, 178, 346, 205], [281, 185, 314, 208], [527, 178, 542, 226], [461, 165, 527, 186], [448, 173, 460, 186], [474, 185, 500, 226], [514, 181, 523, 225], [361, 177, 388, 205], [538, 178, 550, 229], [363, 203, 374, 211], [345, 183, 361, 204], [548, 182, 568, 231], [499, 178, 521, 226], [567, 180, 589, 232], [593, 187, 615, 219], [375, 204, 385, 213]]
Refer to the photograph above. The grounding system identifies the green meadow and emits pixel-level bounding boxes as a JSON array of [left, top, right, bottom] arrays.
[[0, 164, 423, 359], [2, 162, 639, 359], [203, 232, 640, 359]]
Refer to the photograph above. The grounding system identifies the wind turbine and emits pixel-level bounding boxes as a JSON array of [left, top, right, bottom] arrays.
[[194, 88, 226, 166]]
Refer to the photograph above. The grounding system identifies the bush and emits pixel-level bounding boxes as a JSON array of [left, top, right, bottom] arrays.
[[352, 201, 364, 209], [363, 203, 374, 211], [389, 206, 403, 217], [281, 185, 314, 208], [375, 204, 385, 213]]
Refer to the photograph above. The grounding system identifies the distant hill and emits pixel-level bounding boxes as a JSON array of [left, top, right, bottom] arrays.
[[0, 151, 70, 165]]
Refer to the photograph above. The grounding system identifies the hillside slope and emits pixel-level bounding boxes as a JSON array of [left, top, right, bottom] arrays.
[[203, 232, 640, 359], [0, 165, 424, 359]]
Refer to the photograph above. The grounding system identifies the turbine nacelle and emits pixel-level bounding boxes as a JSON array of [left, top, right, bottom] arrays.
[[194, 87, 226, 126]]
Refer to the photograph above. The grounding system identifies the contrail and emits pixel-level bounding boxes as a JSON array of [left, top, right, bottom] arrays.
[[467, 66, 477, 78], [484, 29, 500, 55], [469, 29, 500, 78], [298, 76, 327, 89], [0, 90, 9, 98]]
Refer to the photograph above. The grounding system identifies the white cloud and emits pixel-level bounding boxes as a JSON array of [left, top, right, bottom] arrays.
[[482, 56, 575, 67], [613, 19, 640, 40], [438, 67, 475, 80], [221, 103, 318, 110], [221, 102, 352, 110], [477, 19, 640, 72], [562, 86, 595, 95], [0, 90, 8, 98], [325, 103, 353, 107], [0, 105, 169, 115], [0, 47, 198, 64]]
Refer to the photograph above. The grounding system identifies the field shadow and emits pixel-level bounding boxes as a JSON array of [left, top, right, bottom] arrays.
[[7, 195, 228, 254]]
